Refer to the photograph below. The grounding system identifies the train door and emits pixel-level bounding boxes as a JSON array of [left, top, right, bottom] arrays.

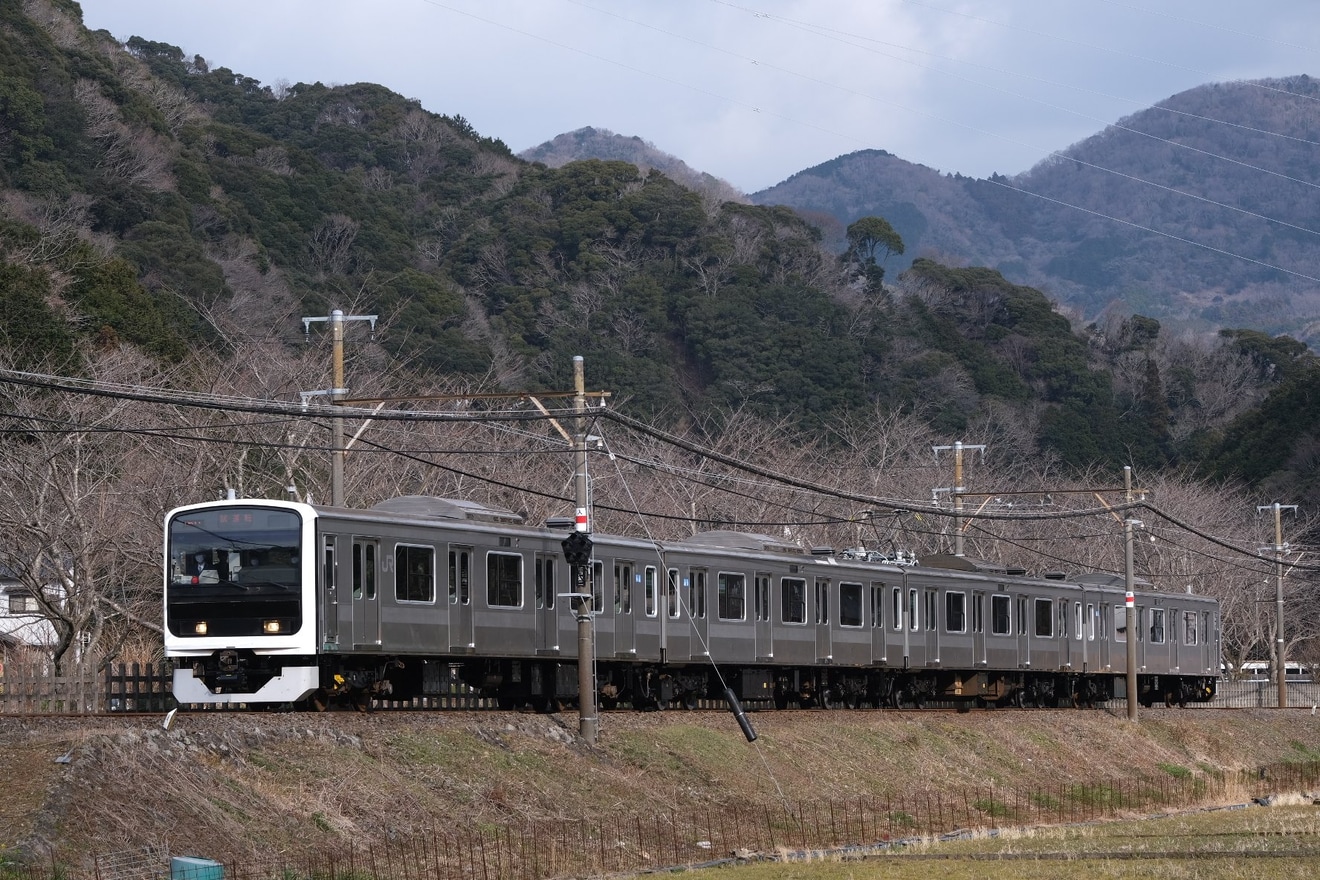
[[870, 583, 887, 664], [614, 561, 636, 655], [534, 553, 558, 654], [899, 584, 920, 667], [634, 565, 660, 660], [592, 560, 613, 657], [689, 568, 708, 659], [321, 534, 339, 648], [1148, 604, 1168, 672], [351, 538, 381, 648], [1135, 603, 1148, 672], [665, 567, 686, 661], [1016, 595, 1030, 668], [924, 587, 939, 665], [754, 572, 773, 660], [895, 585, 911, 667], [448, 545, 473, 650], [1111, 602, 1128, 674], [814, 577, 832, 661], [972, 591, 986, 666], [1057, 599, 1070, 670]]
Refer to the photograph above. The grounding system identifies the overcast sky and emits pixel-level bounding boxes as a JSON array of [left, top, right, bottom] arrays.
[[78, 1, 1317, 193]]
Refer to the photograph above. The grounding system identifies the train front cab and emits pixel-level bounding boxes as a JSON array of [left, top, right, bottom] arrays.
[[164, 499, 322, 705]]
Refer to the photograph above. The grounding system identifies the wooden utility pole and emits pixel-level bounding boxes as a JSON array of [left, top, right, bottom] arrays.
[[932, 441, 986, 557], [1258, 502, 1297, 709], [1124, 466, 1139, 722], [571, 356, 598, 744], [302, 309, 377, 507]]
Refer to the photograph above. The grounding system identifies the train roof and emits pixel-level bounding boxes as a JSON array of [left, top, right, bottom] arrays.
[[368, 495, 524, 524], [672, 530, 807, 555], [918, 554, 1025, 576]]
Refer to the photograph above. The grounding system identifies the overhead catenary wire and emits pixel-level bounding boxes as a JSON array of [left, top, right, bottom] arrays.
[[3, 368, 1314, 574]]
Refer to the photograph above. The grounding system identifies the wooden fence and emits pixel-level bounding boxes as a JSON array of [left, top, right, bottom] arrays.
[[0, 661, 171, 714]]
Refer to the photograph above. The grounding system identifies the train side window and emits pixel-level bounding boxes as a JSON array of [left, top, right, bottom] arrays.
[[396, 544, 435, 603], [364, 543, 376, 600], [755, 573, 771, 622], [870, 583, 885, 629], [448, 548, 470, 605], [782, 577, 806, 624], [945, 591, 966, 633], [892, 586, 903, 631], [1017, 597, 1028, 636], [667, 568, 681, 619], [614, 563, 632, 614], [487, 551, 522, 608], [323, 536, 337, 597], [644, 566, 658, 617], [1073, 601, 1082, 640], [991, 594, 1010, 635], [971, 592, 984, 634], [1114, 604, 1126, 642], [908, 588, 919, 632], [691, 569, 707, 619], [840, 582, 863, 627], [1034, 598, 1052, 637], [1184, 610, 1198, 645], [1149, 607, 1165, 643], [351, 541, 362, 600], [718, 572, 746, 621], [924, 589, 937, 632], [1087, 603, 1096, 641]]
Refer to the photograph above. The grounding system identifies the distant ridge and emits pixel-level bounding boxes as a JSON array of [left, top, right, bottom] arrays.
[[752, 76, 1320, 340], [520, 127, 745, 204]]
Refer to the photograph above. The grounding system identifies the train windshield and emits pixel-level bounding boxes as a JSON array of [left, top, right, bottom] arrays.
[[166, 506, 304, 638]]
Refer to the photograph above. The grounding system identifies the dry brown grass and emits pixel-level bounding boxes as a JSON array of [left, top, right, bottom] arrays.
[[2, 706, 1319, 871]]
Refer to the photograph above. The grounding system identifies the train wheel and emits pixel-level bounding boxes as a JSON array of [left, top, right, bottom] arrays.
[[532, 696, 562, 714]]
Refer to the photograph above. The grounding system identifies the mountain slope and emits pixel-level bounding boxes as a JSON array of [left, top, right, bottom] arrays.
[[753, 77, 1320, 341]]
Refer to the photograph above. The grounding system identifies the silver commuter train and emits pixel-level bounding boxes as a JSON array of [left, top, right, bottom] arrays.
[[164, 495, 1220, 710]]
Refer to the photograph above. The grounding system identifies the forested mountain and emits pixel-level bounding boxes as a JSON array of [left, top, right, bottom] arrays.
[[4, 0, 1320, 499], [753, 78, 1320, 343], [519, 126, 744, 205]]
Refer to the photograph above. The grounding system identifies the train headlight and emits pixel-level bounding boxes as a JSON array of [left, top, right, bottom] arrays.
[[193, 621, 208, 635], [263, 620, 282, 634]]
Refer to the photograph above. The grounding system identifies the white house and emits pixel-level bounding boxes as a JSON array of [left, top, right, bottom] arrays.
[[0, 576, 59, 654]]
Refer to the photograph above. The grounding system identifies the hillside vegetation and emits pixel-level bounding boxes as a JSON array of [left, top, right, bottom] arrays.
[[2, 1, 1320, 677], [5, 1, 1320, 482]]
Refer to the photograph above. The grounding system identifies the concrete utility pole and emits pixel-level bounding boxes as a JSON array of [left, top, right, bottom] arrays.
[[932, 441, 986, 557], [1124, 466, 1140, 722], [570, 356, 599, 744], [302, 309, 377, 507], [1258, 502, 1298, 709]]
